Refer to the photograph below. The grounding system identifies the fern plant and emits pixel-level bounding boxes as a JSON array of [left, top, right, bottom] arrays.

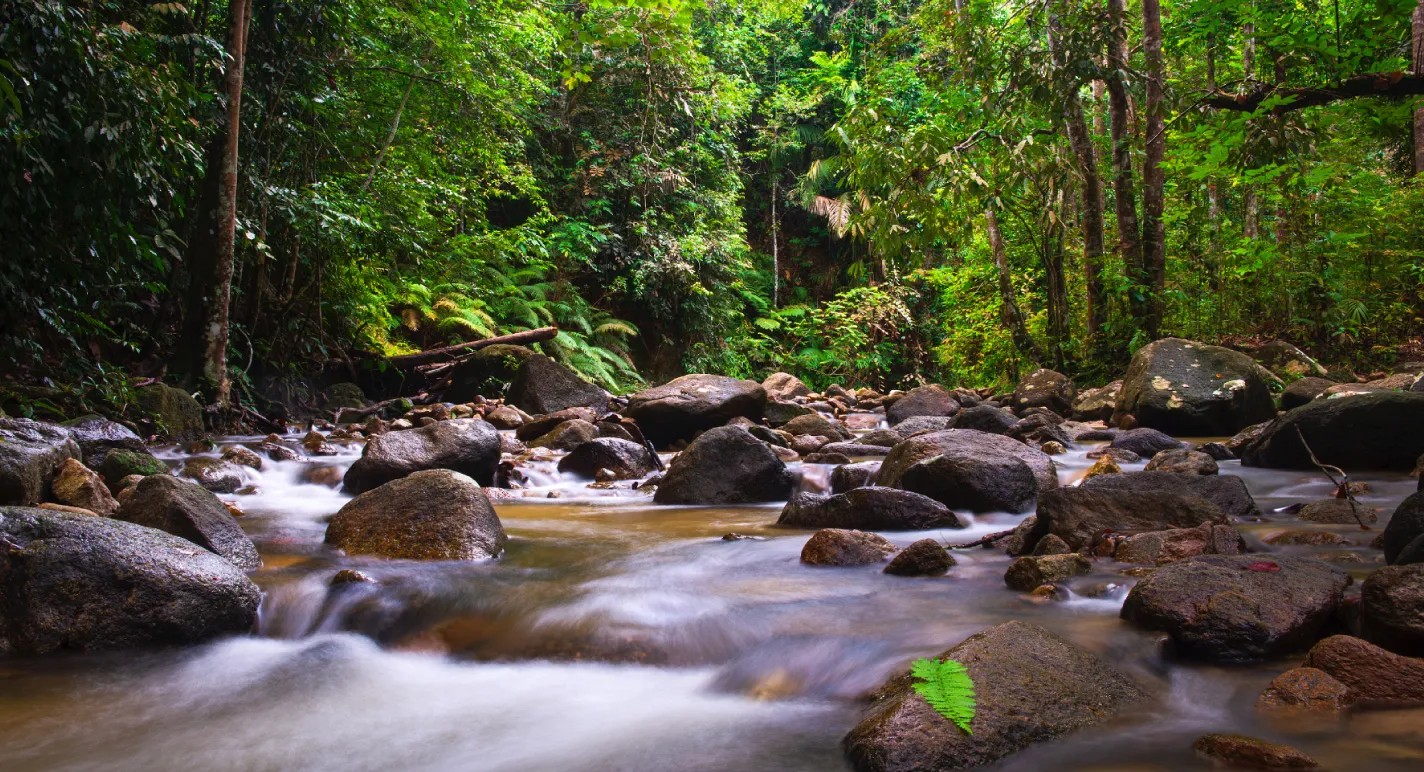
[[910, 658, 976, 735]]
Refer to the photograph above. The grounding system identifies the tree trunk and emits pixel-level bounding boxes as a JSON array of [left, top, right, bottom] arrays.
[[1141, 0, 1167, 337], [771, 179, 780, 307], [1412, 0, 1422, 175], [1106, 0, 1143, 327], [985, 208, 1041, 362], [362, 74, 416, 192], [1206, 35, 1222, 271], [1242, 22, 1260, 239]]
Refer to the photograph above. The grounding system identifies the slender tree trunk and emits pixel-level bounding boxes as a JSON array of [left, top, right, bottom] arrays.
[[362, 74, 416, 192], [1141, 0, 1167, 337], [1106, 0, 1143, 327], [985, 208, 1041, 361], [1415, 0, 1423, 175], [771, 179, 779, 307], [1242, 21, 1260, 239], [1206, 35, 1222, 273]]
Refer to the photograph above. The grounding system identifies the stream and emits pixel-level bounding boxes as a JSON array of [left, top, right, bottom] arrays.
[[2, 431, 1422, 771]]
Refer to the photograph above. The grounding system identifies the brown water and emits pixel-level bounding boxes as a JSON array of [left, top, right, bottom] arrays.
[[2, 434, 1422, 771]]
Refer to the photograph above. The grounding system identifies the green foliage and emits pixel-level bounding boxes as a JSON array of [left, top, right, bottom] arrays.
[[910, 657, 976, 735]]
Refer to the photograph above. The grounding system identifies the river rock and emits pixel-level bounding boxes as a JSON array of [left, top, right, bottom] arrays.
[[764, 401, 815, 427], [890, 415, 955, 439], [1358, 564, 1424, 656], [624, 375, 767, 447], [506, 354, 610, 416], [820, 442, 890, 457], [220, 445, 263, 470], [1113, 522, 1246, 565], [1110, 427, 1187, 459], [444, 344, 535, 403], [60, 414, 146, 467], [1081, 470, 1261, 520], [0, 507, 261, 656], [884, 539, 955, 576], [1004, 554, 1091, 591], [1281, 377, 1334, 410], [877, 429, 1058, 494], [529, 418, 599, 451], [483, 405, 525, 429], [135, 383, 205, 440], [1242, 392, 1424, 471], [1303, 634, 1424, 708], [1007, 414, 1071, 447], [343, 418, 500, 493], [777, 487, 964, 531], [0, 418, 81, 506], [1144, 448, 1219, 475], [763, 372, 812, 401], [782, 413, 852, 440], [1114, 338, 1277, 436], [1022, 487, 1227, 554], [843, 621, 1146, 772], [1255, 667, 1351, 713], [97, 448, 167, 486], [886, 385, 960, 426], [653, 426, 793, 505], [1011, 369, 1075, 416], [1298, 498, 1378, 524], [1254, 340, 1330, 380], [115, 474, 260, 570], [181, 457, 247, 493], [899, 452, 1039, 513], [1120, 555, 1349, 661], [50, 458, 118, 516], [1082, 455, 1121, 480], [1192, 734, 1319, 770], [326, 469, 506, 560], [1071, 381, 1122, 422], [831, 462, 879, 493], [558, 438, 657, 480], [1382, 492, 1424, 564], [948, 404, 1017, 435], [800, 528, 896, 566], [514, 406, 597, 441]]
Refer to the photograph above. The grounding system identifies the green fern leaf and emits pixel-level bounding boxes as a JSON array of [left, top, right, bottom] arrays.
[[910, 658, 975, 735]]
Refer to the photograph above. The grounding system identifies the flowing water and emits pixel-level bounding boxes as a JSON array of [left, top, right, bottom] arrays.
[[2, 431, 1422, 771]]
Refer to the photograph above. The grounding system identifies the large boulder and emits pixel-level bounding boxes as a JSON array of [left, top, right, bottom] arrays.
[[1303, 635, 1424, 708], [444, 344, 535, 403], [884, 539, 956, 576], [653, 426, 793, 505], [624, 375, 767, 447], [180, 456, 247, 493], [1242, 393, 1424, 471], [506, 354, 609, 416], [0, 418, 80, 506], [116, 475, 260, 570], [1021, 487, 1228, 553], [782, 413, 852, 440], [1254, 340, 1330, 380], [342, 418, 500, 493], [948, 405, 1017, 435], [843, 622, 1146, 772], [899, 453, 1039, 514], [886, 385, 959, 426], [800, 529, 897, 566], [1071, 381, 1122, 422], [557, 438, 658, 480], [1114, 338, 1276, 436], [50, 458, 118, 516], [1120, 555, 1350, 661], [0, 507, 260, 656], [1011, 369, 1075, 415], [1358, 564, 1424, 657], [514, 406, 597, 441], [1110, 427, 1187, 459], [1382, 492, 1424, 564], [877, 429, 1058, 493], [98, 448, 167, 487], [1004, 553, 1091, 591], [762, 372, 812, 401], [1280, 377, 1334, 410], [135, 383, 205, 440], [1079, 471, 1261, 520], [777, 487, 964, 531], [326, 469, 506, 561], [528, 418, 599, 451], [890, 415, 954, 439], [60, 414, 146, 467]]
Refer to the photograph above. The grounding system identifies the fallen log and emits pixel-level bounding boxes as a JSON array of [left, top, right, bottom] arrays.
[[382, 326, 558, 368]]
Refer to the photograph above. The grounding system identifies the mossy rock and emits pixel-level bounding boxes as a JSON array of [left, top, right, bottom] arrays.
[[99, 449, 168, 486], [324, 382, 368, 411], [445, 345, 535, 402], [135, 384, 204, 440]]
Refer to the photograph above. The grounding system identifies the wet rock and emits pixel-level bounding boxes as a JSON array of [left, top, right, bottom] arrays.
[[653, 426, 793, 505], [1144, 448, 1219, 475], [331, 569, 377, 586], [886, 385, 960, 426], [558, 438, 657, 480], [0, 418, 81, 506], [624, 374, 767, 447], [1114, 338, 1277, 436], [762, 372, 812, 401], [1196, 441, 1235, 461], [820, 442, 891, 457], [884, 539, 955, 576], [1120, 555, 1350, 661], [1358, 563, 1424, 656], [483, 406, 525, 429], [116, 475, 260, 570], [805, 451, 852, 465], [1264, 530, 1350, 547], [831, 462, 879, 494], [1004, 554, 1091, 591], [1011, 369, 1075, 415], [1381, 492, 1424, 564], [529, 418, 600, 451], [60, 414, 146, 467], [596, 419, 638, 443], [326, 469, 506, 561], [1071, 381, 1122, 422], [1007, 414, 1071, 446], [1031, 533, 1072, 555], [1192, 734, 1319, 769], [1085, 445, 1140, 462], [1110, 427, 1187, 459], [1303, 634, 1424, 708], [1081, 471, 1262, 520], [1082, 455, 1122, 481], [1255, 341, 1330, 381], [777, 487, 965, 531], [180, 457, 247, 494], [97, 448, 167, 487], [219, 445, 263, 470], [899, 452, 1039, 514], [135, 383, 205, 440], [858, 430, 902, 448], [343, 418, 500, 493], [764, 401, 815, 428], [1040, 441, 1066, 455], [782, 413, 852, 440], [878, 429, 1058, 493], [1281, 377, 1335, 410], [1024, 487, 1228, 554], [260, 442, 301, 462], [889, 415, 955, 439], [1242, 393, 1424, 471], [50, 458, 117, 516], [302, 465, 344, 487], [1255, 667, 1351, 714], [514, 407, 597, 441], [0, 507, 261, 656], [1225, 421, 1271, 456], [1113, 522, 1245, 565], [800, 528, 896, 566], [506, 354, 610, 416], [444, 345, 535, 403], [1298, 498, 1378, 524], [790, 434, 832, 455], [948, 404, 1017, 435], [843, 621, 1146, 772]]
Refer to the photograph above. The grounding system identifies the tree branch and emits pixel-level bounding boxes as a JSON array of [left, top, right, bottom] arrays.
[[1205, 72, 1424, 114]]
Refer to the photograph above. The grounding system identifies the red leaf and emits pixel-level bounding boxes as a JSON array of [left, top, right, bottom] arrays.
[[1245, 561, 1280, 573]]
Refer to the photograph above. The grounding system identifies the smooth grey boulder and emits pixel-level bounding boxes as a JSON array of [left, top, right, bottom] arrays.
[[557, 438, 658, 480], [1359, 564, 1424, 657], [0, 418, 80, 506], [900, 453, 1038, 513], [326, 469, 506, 561], [1011, 369, 1075, 415], [506, 354, 610, 416], [653, 426, 793, 505], [1079, 471, 1261, 520], [877, 429, 1058, 493], [777, 487, 964, 531], [1242, 393, 1424, 472], [1114, 337, 1277, 436], [1110, 427, 1187, 459], [886, 385, 959, 426], [624, 375, 767, 447], [1021, 486, 1228, 554], [342, 418, 500, 493], [116, 474, 260, 570]]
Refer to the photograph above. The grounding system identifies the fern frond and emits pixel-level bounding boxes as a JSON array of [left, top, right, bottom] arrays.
[[910, 658, 975, 735]]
